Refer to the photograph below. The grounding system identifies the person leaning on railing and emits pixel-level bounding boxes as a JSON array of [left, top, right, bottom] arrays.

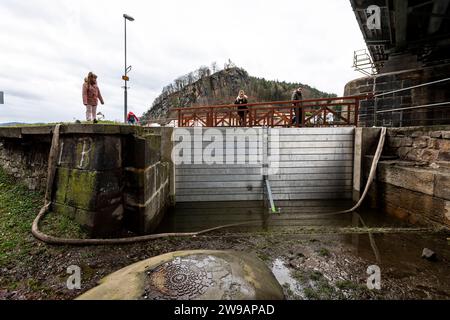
[[235, 90, 249, 126], [291, 86, 303, 126]]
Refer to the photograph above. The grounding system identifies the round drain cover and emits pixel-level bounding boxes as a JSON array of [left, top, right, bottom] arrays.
[[77, 250, 285, 300], [143, 255, 220, 300]]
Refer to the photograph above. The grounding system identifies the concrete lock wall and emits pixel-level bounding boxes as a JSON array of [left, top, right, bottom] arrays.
[[122, 130, 172, 234], [174, 127, 355, 202], [3, 124, 447, 232], [0, 125, 174, 237], [355, 126, 450, 228]]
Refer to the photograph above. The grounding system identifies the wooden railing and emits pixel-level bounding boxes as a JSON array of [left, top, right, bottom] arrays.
[[172, 95, 369, 128]]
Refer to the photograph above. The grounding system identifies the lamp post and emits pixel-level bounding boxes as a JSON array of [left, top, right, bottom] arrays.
[[123, 13, 134, 123]]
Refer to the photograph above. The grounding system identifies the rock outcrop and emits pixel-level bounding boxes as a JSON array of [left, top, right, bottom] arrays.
[[141, 67, 336, 124]]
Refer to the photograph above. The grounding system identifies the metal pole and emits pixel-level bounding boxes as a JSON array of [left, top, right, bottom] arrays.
[[376, 101, 450, 113], [373, 77, 450, 98], [124, 17, 127, 123]]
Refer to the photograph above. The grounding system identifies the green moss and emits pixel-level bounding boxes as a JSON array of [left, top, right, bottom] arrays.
[[54, 168, 70, 204], [66, 170, 97, 210]]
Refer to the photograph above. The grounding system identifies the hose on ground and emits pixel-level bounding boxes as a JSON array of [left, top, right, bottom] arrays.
[[32, 125, 386, 246]]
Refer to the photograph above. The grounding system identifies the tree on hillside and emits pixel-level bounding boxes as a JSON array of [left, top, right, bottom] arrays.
[[211, 62, 218, 74]]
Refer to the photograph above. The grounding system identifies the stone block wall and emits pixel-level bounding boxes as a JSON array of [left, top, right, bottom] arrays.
[[52, 134, 124, 237], [123, 133, 171, 234], [384, 125, 450, 163], [0, 135, 50, 192], [374, 162, 450, 228], [358, 126, 450, 228], [345, 63, 450, 127], [0, 125, 174, 237]]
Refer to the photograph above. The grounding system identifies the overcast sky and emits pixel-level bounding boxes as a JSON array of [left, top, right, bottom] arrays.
[[0, 0, 366, 123]]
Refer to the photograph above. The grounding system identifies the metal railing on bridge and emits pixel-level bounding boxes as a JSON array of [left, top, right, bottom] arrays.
[[172, 95, 368, 128]]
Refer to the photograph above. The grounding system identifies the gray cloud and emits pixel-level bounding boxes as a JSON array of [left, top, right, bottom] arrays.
[[0, 0, 366, 123]]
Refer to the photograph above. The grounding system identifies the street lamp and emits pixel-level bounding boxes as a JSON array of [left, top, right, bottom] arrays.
[[123, 13, 135, 123]]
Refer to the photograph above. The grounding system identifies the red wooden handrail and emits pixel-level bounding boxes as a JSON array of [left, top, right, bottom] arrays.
[[172, 94, 369, 127], [171, 94, 370, 112]]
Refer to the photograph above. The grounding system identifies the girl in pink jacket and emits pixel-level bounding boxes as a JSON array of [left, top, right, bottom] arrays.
[[82, 72, 104, 123]]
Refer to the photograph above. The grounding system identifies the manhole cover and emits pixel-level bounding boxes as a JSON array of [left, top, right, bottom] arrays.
[[142, 255, 226, 300]]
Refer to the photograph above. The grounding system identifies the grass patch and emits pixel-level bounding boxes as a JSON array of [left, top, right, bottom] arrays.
[[257, 251, 271, 262], [0, 168, 87, 268], [291, 267, 376, 300], [290, 269, 345, 300], [317, 247, 330, 257], [39, 211, 87, 239], [0, 169, 43, 267], [335, 279, 374, 298], [4, 121, 125, 127], [282, 283, 294, 298], [335, 280, 361, 291]]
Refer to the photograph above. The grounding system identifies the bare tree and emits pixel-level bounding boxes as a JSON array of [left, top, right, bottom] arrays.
[[211, 61, 218, 74]]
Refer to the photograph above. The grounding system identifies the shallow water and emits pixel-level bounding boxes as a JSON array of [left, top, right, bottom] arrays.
[[156, 201, 450, 299], [156, 200, 412, 233], [271, 258, 306, 299]]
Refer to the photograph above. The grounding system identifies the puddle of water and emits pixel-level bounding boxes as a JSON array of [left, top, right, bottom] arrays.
[[271, 258, 305, 300]]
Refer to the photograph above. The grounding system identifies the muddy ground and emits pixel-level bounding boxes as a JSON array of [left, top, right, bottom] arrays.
[[1, 228, 449, 300]]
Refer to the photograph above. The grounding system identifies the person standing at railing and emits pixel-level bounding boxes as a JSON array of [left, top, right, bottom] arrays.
[[235, 90, 249, 126], [291, 87, 303, 126]]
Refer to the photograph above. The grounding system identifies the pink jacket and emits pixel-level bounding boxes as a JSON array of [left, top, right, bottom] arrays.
[[82, 83, 104, 106]]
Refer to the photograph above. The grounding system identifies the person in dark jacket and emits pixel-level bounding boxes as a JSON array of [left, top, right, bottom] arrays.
[[235, 90, 248, 126], [291, 87, 303, 126]]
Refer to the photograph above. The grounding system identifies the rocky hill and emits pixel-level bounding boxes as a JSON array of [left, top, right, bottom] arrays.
[[141, 66, 337, 124]]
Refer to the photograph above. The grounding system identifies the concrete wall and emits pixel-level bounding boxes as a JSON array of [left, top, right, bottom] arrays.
[[174, 128, 264, 202], [345, 63, 450, 127], [174, 127, 354, 202], [270, 128, 354, 201], [353, 127, 382, 201], [0, 125, 173, 237]]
